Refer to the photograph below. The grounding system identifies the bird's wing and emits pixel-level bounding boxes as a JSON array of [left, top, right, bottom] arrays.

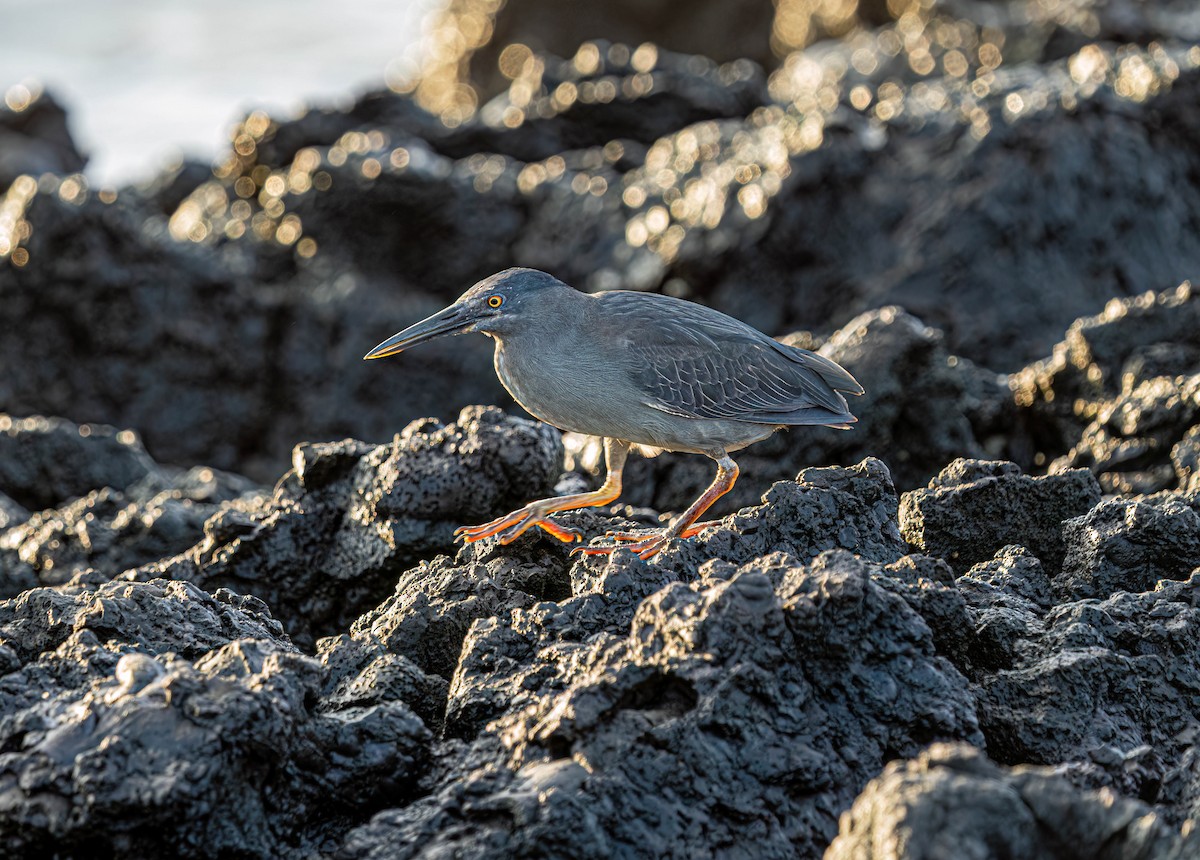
[[598, 291, 860, 425]]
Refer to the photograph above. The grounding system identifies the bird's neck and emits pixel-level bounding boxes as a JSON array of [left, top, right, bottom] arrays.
[[489, 291, 594, 426]]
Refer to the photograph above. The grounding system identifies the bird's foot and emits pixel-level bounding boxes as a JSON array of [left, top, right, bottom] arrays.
[[572, 519, 723, 560], [677, 520, 721, 540], [455, 505, 582, 546], [573, 530, 667, 560]]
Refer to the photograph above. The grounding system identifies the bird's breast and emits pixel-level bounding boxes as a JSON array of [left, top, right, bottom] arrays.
[[492, 337, 627, 437]]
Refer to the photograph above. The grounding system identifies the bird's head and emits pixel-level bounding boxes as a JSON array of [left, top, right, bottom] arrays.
[[363, 268, 569, 359]]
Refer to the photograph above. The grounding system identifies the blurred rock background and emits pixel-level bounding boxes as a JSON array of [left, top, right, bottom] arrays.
[[3, 0, 1199, 504]]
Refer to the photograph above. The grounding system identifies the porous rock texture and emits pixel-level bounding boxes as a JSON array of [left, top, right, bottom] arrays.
[[0, 399, 1195, 857], [128, 405, 563, 650], [339, 546, 985, 860], [827, 743, 1197, 860], [0, 414, 264, 598], [2, 0, 1200, 855], [1057, 493, 1200, 599], [0, 579, 430, 858], [1013, 283, 1200, 496], [899, 458, 1102, 574]]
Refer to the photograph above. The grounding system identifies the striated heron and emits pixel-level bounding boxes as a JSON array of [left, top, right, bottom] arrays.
[[365, 268, 863, 559]]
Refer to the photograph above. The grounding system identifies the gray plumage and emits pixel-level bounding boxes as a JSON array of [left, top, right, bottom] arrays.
[[606, 290, 860, 426], [364, 267, 864, 558]]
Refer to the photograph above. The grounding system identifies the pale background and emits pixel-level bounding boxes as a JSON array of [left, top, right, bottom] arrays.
[[0, 0, 439, 184]]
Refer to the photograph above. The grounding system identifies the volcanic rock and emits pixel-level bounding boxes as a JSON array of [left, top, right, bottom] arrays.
[[0, 87, 86, 191], [0, 578, 428, 858], [338, 551, 982, 859], [899, 459, 1101, 574], [130, 406, 562, 649], [972, 570, 1200, 820], [1052, 373, 1200, 495], [1013, 283, 1200, 458], [1174, 424, 1200, 492], [1056, 493, 1200, 599], [1, 1, 1200, 854], [827, 743, 1197, 860], [0, 415, 159, 512], [0, 415, 263, 598]]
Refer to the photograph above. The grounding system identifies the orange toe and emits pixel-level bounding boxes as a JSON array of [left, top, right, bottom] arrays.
[[456, 511, 581, 546], [454, 516, 521, 542], [678, 519, 722, 540], [534, 519, 582, 543], [573, 530, 671, 559]]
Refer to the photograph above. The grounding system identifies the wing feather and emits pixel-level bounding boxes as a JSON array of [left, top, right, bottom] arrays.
[[598, 291, 861, 426]]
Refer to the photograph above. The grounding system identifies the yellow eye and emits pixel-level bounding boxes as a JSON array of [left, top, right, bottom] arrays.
[[487, 295, 503, 308]]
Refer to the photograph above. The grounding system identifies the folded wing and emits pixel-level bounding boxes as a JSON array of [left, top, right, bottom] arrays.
[[600, 291, 862, 427]]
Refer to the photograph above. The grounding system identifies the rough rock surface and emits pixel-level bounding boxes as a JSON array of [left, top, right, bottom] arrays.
[[1014, 283, 1200, 493], [1175, 424, 1200, 492], [1056, 493, 1200, 599], [131, 406, 562, 649], [340, 551, 982, 860], [1050, 370, 1200, 496], [969, 567, 1200, 824], [827, 743, 1197, 860], [0, 579, 430, 859], [652, 457, 906, 570], [0, 415, 159, 512], [0, 414, 263, 599], [0, 405, 1194, 855], [899, 458, 1102, 574]]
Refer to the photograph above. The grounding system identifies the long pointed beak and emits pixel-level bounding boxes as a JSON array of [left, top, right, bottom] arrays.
[[363, 303, 476, 360]]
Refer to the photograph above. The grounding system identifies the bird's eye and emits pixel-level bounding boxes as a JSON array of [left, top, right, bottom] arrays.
[[487, 295, 503, 308]]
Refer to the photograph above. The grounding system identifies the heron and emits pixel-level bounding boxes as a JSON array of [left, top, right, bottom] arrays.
[[365, 268, 862, 559]]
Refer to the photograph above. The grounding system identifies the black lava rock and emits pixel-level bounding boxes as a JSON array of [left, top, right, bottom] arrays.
[[0, 415, 159, 512], [1057, 493, 1200, 599], [1, 3, 1199, 854], [972, 570, 1200, 818], [131, 406, 562, 649], [0, 87, 86, 190], [899, 459, 1102, 574], [827, 743, 1197, 860], [338, 552, 982, 859], [0, 577, 428, 858]]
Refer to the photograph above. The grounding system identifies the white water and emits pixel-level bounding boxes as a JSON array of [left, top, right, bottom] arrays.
[[0, 0, 439, 185]]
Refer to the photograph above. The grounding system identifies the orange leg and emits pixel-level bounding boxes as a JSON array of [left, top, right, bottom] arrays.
[[456, 439, 630, 546], [575, 455, 739, 560]]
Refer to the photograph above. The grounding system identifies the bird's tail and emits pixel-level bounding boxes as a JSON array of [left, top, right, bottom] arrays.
[[800, 349, 864, 396]]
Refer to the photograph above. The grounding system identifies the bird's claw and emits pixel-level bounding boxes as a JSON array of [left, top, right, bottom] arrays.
[[572, 530, 671, 560], [455, 511, 581, 546], [572, 519, 722, 559], [458, 511, 721, 555], [601, 530, 650, 541]]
